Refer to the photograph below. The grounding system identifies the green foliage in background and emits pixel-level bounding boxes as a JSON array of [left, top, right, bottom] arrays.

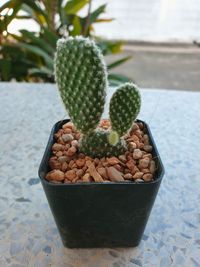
[[0, 0, 132, 85]]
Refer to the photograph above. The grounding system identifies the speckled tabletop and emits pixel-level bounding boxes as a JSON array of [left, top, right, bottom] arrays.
[[0, 82, 200, 267]]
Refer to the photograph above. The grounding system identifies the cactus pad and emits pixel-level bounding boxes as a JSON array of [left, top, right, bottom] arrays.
[[109, 83, 141, 136], [55, 36, 107, 134]]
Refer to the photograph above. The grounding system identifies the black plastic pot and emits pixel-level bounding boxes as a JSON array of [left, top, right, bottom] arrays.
[[38, 119, 164, 248]]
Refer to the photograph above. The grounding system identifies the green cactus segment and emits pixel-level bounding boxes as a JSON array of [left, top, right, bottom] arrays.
[[109, 83, 141, 136], [107, 130, 119, 146], [79, 130, 127, 158], [55, 36, 107, 134]]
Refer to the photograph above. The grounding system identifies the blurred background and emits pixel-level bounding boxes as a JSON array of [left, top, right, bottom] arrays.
[[0, 0, 200, 90]]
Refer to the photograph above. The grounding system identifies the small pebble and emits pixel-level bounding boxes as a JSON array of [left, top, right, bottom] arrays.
[[124, 173, 133, 180], [63, 128, 72, 134], [150, 160, 156, 174], [140, 168, 150, 174], [62, 134, 74, 142], [56, 151, 63, 157], [58, 156, 68, 163], [133, 149, 143, 159], [52, 143, 64, 151], [126, 160, 135, 171], [131, 123, 139, 132], [138, 122, 144, 130], [62, 122, 74, 129], [46, 170, 64, 181], [88, 163, 104, 182], [71, 140, 78, 147], [82, 173, 92, 182], [76, 169, 84, 178], [129, 142, 137, 151], [135, 179, 144, 183], [76, 158, 85, 168], [97, 167, 107, 179], [61, 162, 68, 172], [106, 167, 124, 182], [49, 158, 61, 170], [66, 146, 77, 157], [65, 170, 76, 181], [139, 158, 150, 169], [143, 145, 153, 152], [132, 172, 143, 179], [143, 173, 153, 181], [118, 155, 127, 163]]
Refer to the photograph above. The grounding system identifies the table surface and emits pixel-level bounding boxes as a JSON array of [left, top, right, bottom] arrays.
[[0, 82, 200, 267]]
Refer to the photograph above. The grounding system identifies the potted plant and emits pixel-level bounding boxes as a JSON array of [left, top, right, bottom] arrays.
[[39, 36, 164, 248]]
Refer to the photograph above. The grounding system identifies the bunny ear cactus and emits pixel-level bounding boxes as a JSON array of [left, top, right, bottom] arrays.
[[55, 36, 141, 158], [109, 83, 141, 136], [55, 36, 107, 134]]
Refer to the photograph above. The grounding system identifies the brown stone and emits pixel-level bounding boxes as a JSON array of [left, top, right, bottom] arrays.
[[106, 167, 124, 182], [76, 169, 84, 178], [107, 157, 119, 165], [97, 167, 107, 179], [118, 154, 127, 163], [63, 127, 72, 134], [66, 146, 77, 157], [68, 160, 75, 168], [72, 177, 79, 183], [138, 122, 144, 130], [129, 142, 137, 151], [46, 170, 65, 181], [56, 151, 63, 157], [58, 156, 68, 163], [94, 158, 100, 165], [62, 134, 74, 142], [143, 145, 153, 152], [49, 158, 61, 170], [62, 122, 74, 130], [126, 160, 135, 171], [82, 173, 92, 182], [143, 153, 153, 160], [113, 164, 123, 172], [133, 149, 143, 159], [143, 134, 149, 145], [76, 158, 85, 168], [124, 173, 133, 180], [150, 160, 156, 174], [61, 162, 68, 172], [132, 172, 143, 180], [131, 123, 139, 132], [140, 168, 150, 174], [71, 140, 78, 147], [143, 173, 153, 181], [65, 170, 76, 181], [88, 163, 104, 182], [139, 158, 150, 169], [52, 143, 64, 151]]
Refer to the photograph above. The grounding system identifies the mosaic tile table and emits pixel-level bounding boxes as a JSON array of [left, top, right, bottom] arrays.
[[0, 83, 200, 267]]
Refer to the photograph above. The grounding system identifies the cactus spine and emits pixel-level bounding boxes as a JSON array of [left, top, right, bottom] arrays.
[[55, 36, 141, 158]]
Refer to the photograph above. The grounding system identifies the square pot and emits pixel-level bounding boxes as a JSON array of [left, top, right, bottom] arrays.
[[38, 119, 164, 248]]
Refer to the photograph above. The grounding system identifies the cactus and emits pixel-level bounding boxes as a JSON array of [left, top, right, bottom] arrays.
[[109, 83, 141, 136], [55, 36, 107, 134], [55, 36, 141, 158]]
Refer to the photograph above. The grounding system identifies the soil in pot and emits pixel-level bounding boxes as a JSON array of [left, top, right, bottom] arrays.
[[45, 119, 156, 184]]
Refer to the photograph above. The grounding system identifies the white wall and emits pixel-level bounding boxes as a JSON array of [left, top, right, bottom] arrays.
[[92, 0, 200, 42]]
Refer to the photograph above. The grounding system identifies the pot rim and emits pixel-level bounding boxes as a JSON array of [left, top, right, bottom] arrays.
[[38, 119, 165, 187]]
